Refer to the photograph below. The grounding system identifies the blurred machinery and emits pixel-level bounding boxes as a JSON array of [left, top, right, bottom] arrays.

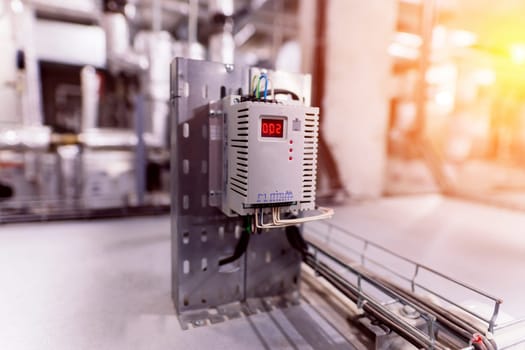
[[388, 0, 525, 208], [0, 0, 300, 221], [0, 0, 188, 219]]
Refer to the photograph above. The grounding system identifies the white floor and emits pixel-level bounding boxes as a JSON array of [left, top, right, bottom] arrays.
[[0, 216, 173, 349], [0, 195, 524, 349]]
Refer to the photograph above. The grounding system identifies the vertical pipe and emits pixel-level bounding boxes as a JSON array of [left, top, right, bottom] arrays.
[[312, 0, 345, 194], [134, 94, 146, 206], [188, 0, 198, 44], [13, 6, 44, 126], [488, 300, 501, 334], [80, 66, 100, 131], [271, 0, 284, 64], [208, 0, 234, 64], [152, 0, 161, 32]]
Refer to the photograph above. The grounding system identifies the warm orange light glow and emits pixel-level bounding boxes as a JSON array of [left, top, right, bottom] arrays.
[[394, 32, 421, 48], [426, 64, 456, 84], [474, 69, 496, 86], [434, 91, 454, 107], [449, 30, 477, 48], [510, 44, 525, 65], [388, 43, 419, 60]]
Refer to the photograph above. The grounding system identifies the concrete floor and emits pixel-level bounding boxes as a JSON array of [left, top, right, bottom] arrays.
[[1, 195, 524, 349], [0, 216, 172, 349]]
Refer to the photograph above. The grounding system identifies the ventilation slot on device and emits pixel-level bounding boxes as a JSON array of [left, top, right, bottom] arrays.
[[301, 112, 319, 207], [229, 107, 250, 198]]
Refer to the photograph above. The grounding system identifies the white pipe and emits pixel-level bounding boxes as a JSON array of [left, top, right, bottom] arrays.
[[80, 66, 100, 131]]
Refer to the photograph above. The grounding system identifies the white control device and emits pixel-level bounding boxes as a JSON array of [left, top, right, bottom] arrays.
[[220, 95, 320, 217]]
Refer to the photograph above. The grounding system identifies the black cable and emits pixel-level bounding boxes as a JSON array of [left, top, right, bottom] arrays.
[[240, 89, 301, 103], [285, 225, 308, 259], [240, 95, 273, 103], [273, 89, 300, 101], [218, 220, 251, 266]]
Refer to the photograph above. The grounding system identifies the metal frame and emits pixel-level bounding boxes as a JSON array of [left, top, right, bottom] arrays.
[[170, 58, 311, 316]]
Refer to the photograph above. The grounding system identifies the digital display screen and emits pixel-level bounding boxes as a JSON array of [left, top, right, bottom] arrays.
[[261, 118, 284, 138]]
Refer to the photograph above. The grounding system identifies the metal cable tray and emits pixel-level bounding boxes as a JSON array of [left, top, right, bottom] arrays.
[[303, 221, 525, 349]]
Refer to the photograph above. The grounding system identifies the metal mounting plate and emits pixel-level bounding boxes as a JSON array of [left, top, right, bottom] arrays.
[[171, 58, 307, 314]]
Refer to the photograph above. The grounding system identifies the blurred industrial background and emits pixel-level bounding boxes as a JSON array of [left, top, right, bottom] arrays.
[[1, 0, 525, 349], [3, 0, 525, 219], [0, 0, 309, 220]]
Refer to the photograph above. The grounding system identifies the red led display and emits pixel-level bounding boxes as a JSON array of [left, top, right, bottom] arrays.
[[261, 119, 284, 138]]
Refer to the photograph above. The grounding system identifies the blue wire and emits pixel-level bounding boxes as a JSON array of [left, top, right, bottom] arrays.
[[258, 74, 268, 100], [263, 76, 268, 100]]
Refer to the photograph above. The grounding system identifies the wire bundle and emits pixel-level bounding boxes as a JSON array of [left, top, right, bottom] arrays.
[[254, 207, 334, 229], [245, 72, 302, 103], [251, 72, 274, 101]]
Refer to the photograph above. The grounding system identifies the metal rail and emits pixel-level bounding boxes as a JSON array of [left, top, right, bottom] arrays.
[[304, 221, 525, 343], [304, 252, 447, 349], [0, 196, 168, 223]]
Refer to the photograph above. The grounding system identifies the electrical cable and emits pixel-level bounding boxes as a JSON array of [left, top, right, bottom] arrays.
[[255, 77, 261, 99], [218, 228, 250, 265], [262, 74, 268, 100], [256, 73, 268, 100], [254, 207, 333, 229], [353, 255, 498, 348], [483, 337, 496, 350], [302, 253, 447, 350], [251, 75, 259, 96], [272, 207, 334, 225], [218, 217, 251, 266], [244, 75, 296, 104], [244, 89, 299, 102], [305, 240, 496, 348], [377, 275, 486, 339], [273, 89, 300, 101], [266, 75, 274, 101], [245, 215, 252, 234], [251, 214, 256, 233], [470, 334, 489, 350], [285, 224, 308, 259], [254, 208, 275, 229]]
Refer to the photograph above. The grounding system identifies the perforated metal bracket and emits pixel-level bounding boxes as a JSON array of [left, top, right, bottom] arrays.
[[178, 294, 300, 330], [171, 58, 305, 317], [207, 100, 224, 208]]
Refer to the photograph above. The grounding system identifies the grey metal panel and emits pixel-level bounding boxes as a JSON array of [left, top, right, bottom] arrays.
[[170, 58, 303, 314], [171, 58, 245, 312], [246, 231, 301, 299]]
